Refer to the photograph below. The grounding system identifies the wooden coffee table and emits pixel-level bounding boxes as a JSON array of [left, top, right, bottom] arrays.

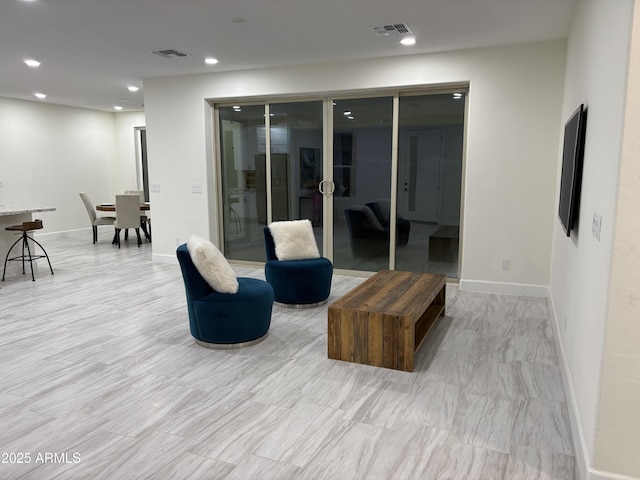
[[328, 270, 446, 372]]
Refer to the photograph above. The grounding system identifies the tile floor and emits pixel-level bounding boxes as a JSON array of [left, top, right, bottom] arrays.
[[0, 229, 575, 479]]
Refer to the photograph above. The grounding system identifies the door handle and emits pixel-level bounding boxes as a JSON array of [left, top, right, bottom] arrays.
[[318, 180, 335, 195]]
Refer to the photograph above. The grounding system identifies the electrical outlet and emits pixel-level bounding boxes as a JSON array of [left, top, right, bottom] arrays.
[[502, 258, 509, 270], [175, 237, 181, 246], [150, 183, 160, 193], [191, 183, 202, 194]]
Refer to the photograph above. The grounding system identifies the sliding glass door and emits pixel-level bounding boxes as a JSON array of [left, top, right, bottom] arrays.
[[395, 93, 465, 277], [219, 101, 324, 262], [216, 89, 465, 278], [331, 96, 393, 272], [219, 104, 265, 262]]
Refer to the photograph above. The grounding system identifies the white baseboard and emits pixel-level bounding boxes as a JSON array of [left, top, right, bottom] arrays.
[[152, 253, 177, 265], [459, 279, 549, 297], [548, 296, 640, 480], [587, 470, 640, 480]]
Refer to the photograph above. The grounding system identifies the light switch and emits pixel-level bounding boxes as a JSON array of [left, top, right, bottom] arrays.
[[592, 213, 602, 241], [191, 183, 202, 194]]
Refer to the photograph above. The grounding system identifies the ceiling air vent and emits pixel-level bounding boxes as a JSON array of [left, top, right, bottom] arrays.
[[152, 49, 190, 59], [370, 23, 412, 37]]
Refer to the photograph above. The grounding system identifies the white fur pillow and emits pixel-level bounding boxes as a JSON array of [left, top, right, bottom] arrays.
[[269, 219, 320, 261], [186, 235, 239, 294]]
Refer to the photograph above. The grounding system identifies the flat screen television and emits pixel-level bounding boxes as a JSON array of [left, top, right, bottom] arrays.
[[558, 104, 587, 236]]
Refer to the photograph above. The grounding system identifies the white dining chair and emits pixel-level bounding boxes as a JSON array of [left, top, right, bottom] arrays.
[[79, 192, 116, 244], [124, 189, 151, 241], [114, 194, 142, 248]]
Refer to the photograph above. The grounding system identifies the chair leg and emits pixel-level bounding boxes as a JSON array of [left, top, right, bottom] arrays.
[[23, 234, 36, 281], [29, 235, 54, 276], [135, 228, 142, 247], [2, 235, 23, 281], [92, 225, 97, 244], [115, 228, 121, 248]]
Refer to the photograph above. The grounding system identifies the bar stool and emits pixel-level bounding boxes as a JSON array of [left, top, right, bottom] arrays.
[[2, 219, 54, 282]]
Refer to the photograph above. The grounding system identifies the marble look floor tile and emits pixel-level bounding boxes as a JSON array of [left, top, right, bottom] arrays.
[[0, 412, 121, 480], [451, 393, 513, 453], [439, 328, 477, 354], [0, 406, 55, 450], [161, 452, 235, 480], [516, 336, 560, 365], [360, 421, 449, 480], [0, 231, 578, 480], [254, 403, 346, 467], [472, 335, 514, 363], [511, 397, 573, 455], [434, 441, 508, 480], [398, 382, 461, 430], [447, 310, 484, 331], [88, 430, 198, 480], [188, 401, 289, 464], [515, 317, 553, 339], [480, 314, 517, 337], [146, 389, 255, 441], [465, 361, 514, 400], [529, 298, 552, 319], [298, 420, 383, 480], [513, 362, 565, 402], [505, 445, 575, 480], [295, 374, 387, 410], [416, 350, 474, 386], [340, 381, 412, 428], [224, 455, 301, 480]]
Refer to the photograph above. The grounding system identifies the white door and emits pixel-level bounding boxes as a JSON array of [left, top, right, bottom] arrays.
[[398, 127, 444, 222]]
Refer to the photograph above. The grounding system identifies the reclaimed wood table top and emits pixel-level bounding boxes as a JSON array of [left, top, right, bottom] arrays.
[[329, 269, 446, 318]]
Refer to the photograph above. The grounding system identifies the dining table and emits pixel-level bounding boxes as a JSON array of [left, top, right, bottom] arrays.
[[96, 202, 151, 241], [96, 202, 150, 212]]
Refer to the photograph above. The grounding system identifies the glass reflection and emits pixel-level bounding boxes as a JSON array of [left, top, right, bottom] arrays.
[[332, 96, 393, 272], [395, 93, 465, 277]]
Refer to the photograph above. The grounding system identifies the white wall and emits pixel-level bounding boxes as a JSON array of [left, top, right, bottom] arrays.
[[144, 40, 566, 297], [594, 1, 640, 477], [548, 0, 637, 478], [0, 96, 144, 233]]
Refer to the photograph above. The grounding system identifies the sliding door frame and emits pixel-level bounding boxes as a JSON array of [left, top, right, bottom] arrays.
[[212, 83, 469, 278]]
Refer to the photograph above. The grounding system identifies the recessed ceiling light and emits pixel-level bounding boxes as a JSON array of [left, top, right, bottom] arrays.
[[127, 85, 139, 92], [205, 57, 219, 65], [347, 116, 355, 120], [400, 37, 416, 46], [114, 105, 123, 111], [24, 59, 40, 67], [343, 111, 352, 116], [34, 92, 46, 99], [453, 92, 463, 99], [229, 17, 245, 24]]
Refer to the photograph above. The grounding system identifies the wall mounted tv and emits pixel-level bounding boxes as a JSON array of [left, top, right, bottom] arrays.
[[558, 104, 587, 236]]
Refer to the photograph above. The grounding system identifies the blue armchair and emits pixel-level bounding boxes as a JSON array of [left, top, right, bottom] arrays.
[[263, 227, 333, 307], [176, 244, 273, 348]]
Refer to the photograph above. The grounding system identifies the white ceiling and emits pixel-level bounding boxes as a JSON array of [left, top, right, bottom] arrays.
[[1, 0, 577, 112]]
